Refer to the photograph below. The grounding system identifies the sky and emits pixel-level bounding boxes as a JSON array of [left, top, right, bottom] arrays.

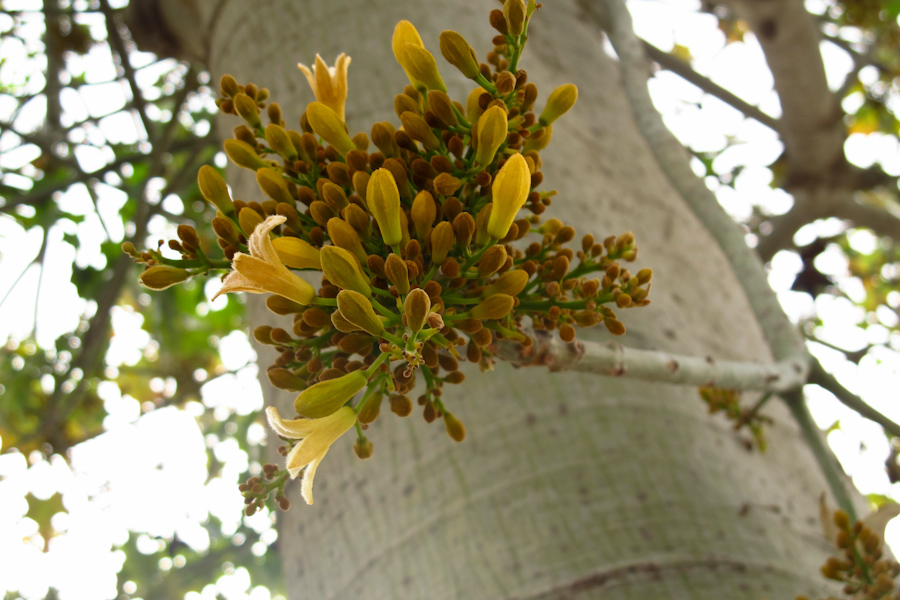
[[1, 0, 900, 598]]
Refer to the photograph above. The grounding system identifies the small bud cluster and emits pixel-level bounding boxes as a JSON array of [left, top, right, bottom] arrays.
[[698, 387, 772, 451], [797, 509, 900, 600], [131, 0, 652, 506], [239, 464, 290, 516]]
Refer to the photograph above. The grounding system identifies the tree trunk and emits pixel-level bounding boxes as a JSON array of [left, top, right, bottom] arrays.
[[176, 0, 856, 597]]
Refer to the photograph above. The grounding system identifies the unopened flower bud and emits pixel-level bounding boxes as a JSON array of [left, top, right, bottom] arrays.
[[444, 412, 466, 442], [487, 154, 530, 240], [426, 312, 444, 330], [353, 436, 374, 459], [256, 167, 293, 204], [264, 123, 298, 162], [327, 218, 367, 265], [431, 221, 455, 265], [469, 294, 515, 320], [371, 121, 399, 158], [238, 207, 265, 237], [474, 203, 493, 247], [267, 295, 306, 314], [357, 391, 383, 424], [367, 168, 403, 247], [427, 90, 458, 126], [385, 253, 410, 295], [139, 265, 191, 290], [267, 368, 307, 391], [411, 190, 436, 241], [433, 173, 462, 196], [539, 84, 578, 127], [294, 369, 368, 418], [272, 237, 321, 270], [453, 212, 476, 248], [220, 74, 239, 97], [482, 269, 529, 298], [224, 139, 269, 171], [466, 87, 487, 123], [477, 245, 507, 278], [524, 124, 552, 152], [233, 92, 261, 128], [337, 290, 384, 336], [400, 111, 441, 150], [399, 43, 447, 92], [306, 101, 356, 156], [392, 20, 426, 86], [321, 245, 370, 296], [198, 165, 235, 216], [394, 93, 420, 119], [475, 105, 508, 167], [404, 288, 431, 332], [439, 30, 480, 80], [390, 394, 414, 417]]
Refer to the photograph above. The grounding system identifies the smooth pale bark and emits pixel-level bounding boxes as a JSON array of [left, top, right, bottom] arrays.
[[175, 1, 857, 597]]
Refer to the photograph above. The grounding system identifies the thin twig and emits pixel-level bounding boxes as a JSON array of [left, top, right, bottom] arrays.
[[807, 359, 900, 439], [641, 40, 781, 133], [494, 329, 806, 393]]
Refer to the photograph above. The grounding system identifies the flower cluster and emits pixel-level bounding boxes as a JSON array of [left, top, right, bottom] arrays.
[[132, 0, 651, 507], [797, 509, 900, 600]]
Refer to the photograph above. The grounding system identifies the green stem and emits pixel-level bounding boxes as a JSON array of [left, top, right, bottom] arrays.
[[312, 297, 338, 307], [371, 298, 400, 322], [381, 331, 405, 347], [364, 352, 391, 378], [442, 294, 483, 305]]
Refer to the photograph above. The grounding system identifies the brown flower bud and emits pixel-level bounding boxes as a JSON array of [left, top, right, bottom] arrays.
[[439, 30, 480, 80], [357, 391, 383, 424], [233, 92, 261, 128], [321, 245, 370, 296], [394, 93, 420, 119], [453, 212, 476, 248], [604, 318, 626, 336], [371, 121, 399, 158], [431, 221, 456, 265], [309, 201, 336, 227], [433, 172, 462, 196], [401, 111, 441, 151], [384, 253, 410, 295], [503, 0, 527, 36], [404, 288, 431, 332], [353, 436, 374, 460], [426, 312, 445, 330], [496, 71, 517, 95], [390, 394, 413, 417], [427, 89, 458, 126], [477, 245, 508, 278], [489, 9, 508, 34], [220, 74, 239, 97], [411, 190, 436, 241], [256, 167, 293, 204], [321, 181, 349, 211], [266, 295, 306, 315], [267, 368, 307, 391], [441, 257, 460, 278]]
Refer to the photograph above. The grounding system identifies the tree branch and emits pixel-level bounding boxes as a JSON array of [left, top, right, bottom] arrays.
[[723, 0, 845, 180], [600, 0, 808, 370], [807, 359, 900, 439], [494, 329, 807, 393], [641, 40, 781, 133]]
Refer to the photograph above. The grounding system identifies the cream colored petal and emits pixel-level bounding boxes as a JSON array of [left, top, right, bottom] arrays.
[[248, 214, 286, 263], [233, 251, 315, 305], [213, 262, 269, 299], [266, 406, 316, 439], [300, 455, 321, 504], [297, 62, 317, 96], [287, 407, 356, 467], [284, 442, 307, 479]]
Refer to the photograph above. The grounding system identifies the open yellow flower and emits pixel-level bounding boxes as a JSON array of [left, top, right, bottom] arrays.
[[213, 215, 316, 306], [298, 53, 351, 122], [266, 405, 357, 504]]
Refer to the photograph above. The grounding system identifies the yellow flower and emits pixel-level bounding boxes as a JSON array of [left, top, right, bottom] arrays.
[[487, 153, 531, 239], [266, 406, 357, 504], [298, 53, 351, 122], [213, 215, 316, 306]]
